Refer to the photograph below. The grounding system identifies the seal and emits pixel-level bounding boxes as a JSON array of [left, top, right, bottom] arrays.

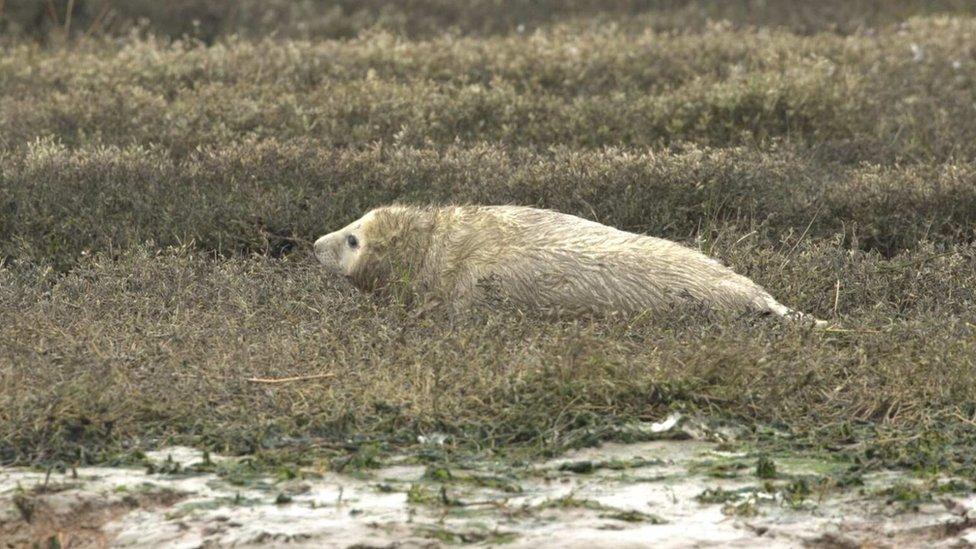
[[314, 204, 823, 324]]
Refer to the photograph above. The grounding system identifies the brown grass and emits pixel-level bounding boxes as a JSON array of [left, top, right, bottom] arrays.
[[1, 2, 976, 471]]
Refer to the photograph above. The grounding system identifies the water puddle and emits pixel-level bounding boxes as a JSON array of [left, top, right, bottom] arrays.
[[2, 439, 975, 547]]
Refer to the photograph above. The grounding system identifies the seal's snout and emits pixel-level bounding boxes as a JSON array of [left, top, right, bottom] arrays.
[[313, 232, 338, 267]]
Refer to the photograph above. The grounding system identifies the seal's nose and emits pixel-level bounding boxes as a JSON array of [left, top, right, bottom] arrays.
[[313, 233, 333, 265]]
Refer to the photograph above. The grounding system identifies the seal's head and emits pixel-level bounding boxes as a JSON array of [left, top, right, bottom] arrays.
[[313, 210, 375, 278], [314, 206, 434, 291]]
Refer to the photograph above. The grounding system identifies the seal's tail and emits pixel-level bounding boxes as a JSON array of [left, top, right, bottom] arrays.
[[762, 294, 830, 329], [782, 308, 831, 329]]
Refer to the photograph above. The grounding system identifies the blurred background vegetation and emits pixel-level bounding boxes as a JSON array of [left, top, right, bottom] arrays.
[[4, 0, 976, 42]]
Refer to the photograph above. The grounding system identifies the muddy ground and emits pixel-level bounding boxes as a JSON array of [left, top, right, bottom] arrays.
[[3, 420, 975, 548]]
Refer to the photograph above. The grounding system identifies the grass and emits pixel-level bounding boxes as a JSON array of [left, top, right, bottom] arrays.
[[1, 2, 976, 476], [2, 18, 976, 161]]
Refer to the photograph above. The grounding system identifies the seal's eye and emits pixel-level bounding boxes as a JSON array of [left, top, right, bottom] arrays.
[[346, 234, 359, 248]]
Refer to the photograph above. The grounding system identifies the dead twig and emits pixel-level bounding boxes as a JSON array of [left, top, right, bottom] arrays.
[[780, 206, 822, 269], [952, 411, 976, 427], [63, 0, 75, 36], [731, 230, 757, 248], [833, 279, 841, 315], [820, 326, 883, 334], [84, 4, 113, 37], [44, 0, 60, 27], [246, 373, 334, 384]]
